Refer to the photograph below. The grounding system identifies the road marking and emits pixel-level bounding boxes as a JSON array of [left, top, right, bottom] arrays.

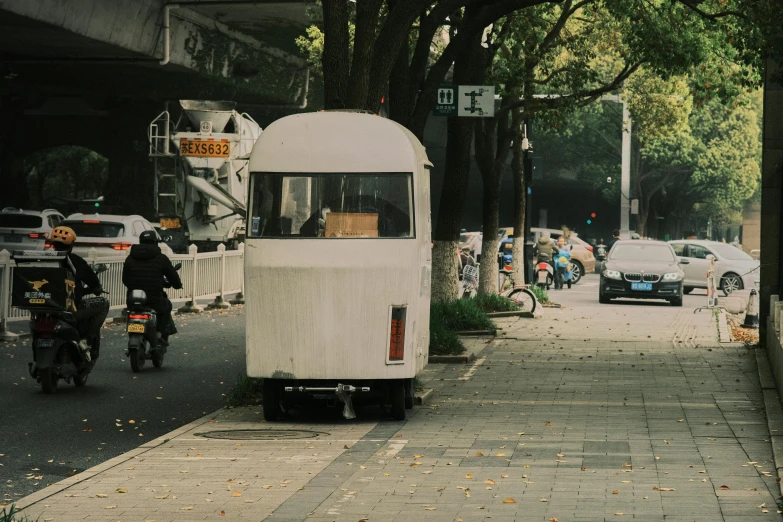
[[383, 440, 409, 457], [460, 356, 486, 381]]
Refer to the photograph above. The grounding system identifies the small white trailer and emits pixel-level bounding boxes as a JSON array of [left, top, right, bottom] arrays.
[[245, 111, 432, 421]]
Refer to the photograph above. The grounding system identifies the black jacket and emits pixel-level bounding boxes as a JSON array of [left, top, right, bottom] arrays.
[[122, 244, 182, 306], [69, 252, 101, 303]]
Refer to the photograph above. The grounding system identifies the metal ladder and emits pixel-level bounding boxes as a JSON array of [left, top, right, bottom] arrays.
[[148, 111, 180, 218]]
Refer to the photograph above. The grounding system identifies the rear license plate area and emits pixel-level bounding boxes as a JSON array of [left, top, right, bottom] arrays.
[[631, 282, 653, 291], [37, 339, 55, 348], [4, 235, 22, 243], [127, 323, 145, 333]]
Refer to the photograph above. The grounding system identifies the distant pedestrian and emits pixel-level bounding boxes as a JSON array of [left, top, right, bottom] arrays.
[[685, 230, 697, 239], [605, 229, 621, 253]]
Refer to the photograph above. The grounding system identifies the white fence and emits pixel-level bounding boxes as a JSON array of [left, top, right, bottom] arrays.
[[0, 244, 244, 332]]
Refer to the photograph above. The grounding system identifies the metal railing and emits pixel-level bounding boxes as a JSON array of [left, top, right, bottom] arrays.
[[0, 244, 244, 334]]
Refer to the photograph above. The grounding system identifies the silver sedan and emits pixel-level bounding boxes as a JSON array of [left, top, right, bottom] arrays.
[[668, 240, 759, 296]]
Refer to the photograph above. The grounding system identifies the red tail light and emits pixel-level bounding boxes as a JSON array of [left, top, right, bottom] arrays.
[[537, 263, 550, 270], [28, 232, 45, 239], [128, 313, 151, 320], [83, 220, 100, 224], [34, 315, 57, 335], [586, 245, 593, 252], [504, 265, 513, 272], [44, 241, 54, 249], [389, 307, 406, 361], [112, 242, 132, 251]]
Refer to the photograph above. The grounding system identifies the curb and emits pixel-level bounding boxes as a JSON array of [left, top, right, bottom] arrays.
[[486, 311, 534, 318], [428, 352, 476, 364], [414, 388, 437, 405], [454, 330, 495, 337], [753, 347, 783, 498], [718, 311, 733, 343], [16, 409, 222, 511]]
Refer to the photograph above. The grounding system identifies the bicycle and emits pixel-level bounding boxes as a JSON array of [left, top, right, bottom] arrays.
[[498, 265, 537, 314], [459, 264, 479, 299]]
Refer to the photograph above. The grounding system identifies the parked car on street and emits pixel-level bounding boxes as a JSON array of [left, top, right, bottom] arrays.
[[599, 240, 685, 306], [668, 239, 760, 296], [60, 214, 161, 257], [0, 207, 65, 252]]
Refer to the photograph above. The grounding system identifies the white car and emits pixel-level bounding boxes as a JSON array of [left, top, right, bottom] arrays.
[[668, 240, 760, 295], [61, 214, 161, 257], [0, 208, 65, 252]]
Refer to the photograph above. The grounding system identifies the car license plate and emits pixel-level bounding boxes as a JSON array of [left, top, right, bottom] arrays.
[[127, 323, 145, 333], [37, 339, 55, 348], [179, 138, 230, 157], [4, 235, 22, 243], [631, 282, 653, 291]]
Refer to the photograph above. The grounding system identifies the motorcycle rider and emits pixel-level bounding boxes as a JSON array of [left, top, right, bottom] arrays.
[[48, 226, 107, 360], [533, 233, 559, 284], [122, 231, 183, 346]]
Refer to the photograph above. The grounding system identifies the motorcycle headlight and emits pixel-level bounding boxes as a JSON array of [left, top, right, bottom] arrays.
[[663, 272, 683, 281], [603, 270, 622, 280]]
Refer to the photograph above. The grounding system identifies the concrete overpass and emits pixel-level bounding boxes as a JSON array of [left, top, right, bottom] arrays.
[[0, 0, 319, 212]]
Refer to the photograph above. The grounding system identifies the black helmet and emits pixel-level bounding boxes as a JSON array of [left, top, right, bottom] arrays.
[[139, 230, 159, 244]]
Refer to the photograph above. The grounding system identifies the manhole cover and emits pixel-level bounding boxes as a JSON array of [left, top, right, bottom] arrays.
[[195, 429, 327, 441]]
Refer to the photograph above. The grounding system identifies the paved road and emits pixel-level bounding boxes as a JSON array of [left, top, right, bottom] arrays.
[[0, 307, 246, 501], [15, 272, 781, 521]]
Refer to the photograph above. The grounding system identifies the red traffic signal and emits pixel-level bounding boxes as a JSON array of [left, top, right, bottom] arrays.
[[590, 212, 596, 218]]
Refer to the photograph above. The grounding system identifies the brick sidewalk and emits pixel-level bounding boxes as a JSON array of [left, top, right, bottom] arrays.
[[15, 299, 783, 521]]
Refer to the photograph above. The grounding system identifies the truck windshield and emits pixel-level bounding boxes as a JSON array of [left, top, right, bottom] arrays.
[[248, 173, 414, 238]]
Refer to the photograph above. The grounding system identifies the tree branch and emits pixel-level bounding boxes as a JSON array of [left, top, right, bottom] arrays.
[[674, 0, 746, 21]]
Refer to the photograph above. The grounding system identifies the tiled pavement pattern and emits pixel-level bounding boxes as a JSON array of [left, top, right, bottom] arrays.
[[17, 282, 783, 521]]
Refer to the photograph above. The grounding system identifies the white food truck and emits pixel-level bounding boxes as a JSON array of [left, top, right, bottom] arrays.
[[245, 111, 432, 421]]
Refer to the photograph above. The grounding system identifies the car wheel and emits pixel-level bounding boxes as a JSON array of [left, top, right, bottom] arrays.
[[683, 286, 694, 295], [721, 273, 743, 296], [670, 296, 683, 307], [599, 284, 610, 304], [570, 261, 584, 284]]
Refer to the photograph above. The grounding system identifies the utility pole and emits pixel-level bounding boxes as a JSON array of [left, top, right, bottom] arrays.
[[620, 98, 632, 239]]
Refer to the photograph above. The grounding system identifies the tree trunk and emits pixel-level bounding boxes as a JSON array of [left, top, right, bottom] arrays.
[[430, 34, 483, 302], [510, 115, 526, 285], [322, 0, 351, 109], [478, 175, 501, 295]]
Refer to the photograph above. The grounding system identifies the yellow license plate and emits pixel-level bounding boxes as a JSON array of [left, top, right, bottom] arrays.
[[127, 323, 145, 333], [180, 138, 230, 157], [160, 217, 181, 229]]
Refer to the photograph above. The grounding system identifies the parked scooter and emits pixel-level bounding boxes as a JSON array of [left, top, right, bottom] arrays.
[[124, 263, 181, 372], [14, 254, 110, 394]]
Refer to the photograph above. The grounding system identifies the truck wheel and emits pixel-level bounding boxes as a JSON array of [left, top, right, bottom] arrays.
[[391, 380, 406, 421], [262, 379, 280, 421], [40, 368, 58, 394], [405, 379, 415, 410]]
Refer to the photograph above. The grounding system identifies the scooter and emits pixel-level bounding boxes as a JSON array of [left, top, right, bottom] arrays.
[[26, 265, 110, 394], [124, 264, 181, 372], [535, 257, 554, 290], [555, 250, 573, 289]]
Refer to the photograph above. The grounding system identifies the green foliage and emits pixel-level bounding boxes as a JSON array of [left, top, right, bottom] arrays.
[[225, 374, 263, 407], [0, 505, 35, 522], [25, 146, 107, 206], [429, 316, 464, 356], [530, 285, 549, 304], [431, 300, 497, 332], [472, 294, 521, 313]]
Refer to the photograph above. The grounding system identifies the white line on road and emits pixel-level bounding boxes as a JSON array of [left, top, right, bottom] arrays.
[[460, 356, 486, 381]]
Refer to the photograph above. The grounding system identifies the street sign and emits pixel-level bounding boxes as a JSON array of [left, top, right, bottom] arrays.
[[631, 199, 639, 215], [433, 86, 457, 116], [458, 85, 495, 117], [200, 120, 213, 134], [432, 85, 495, 117]]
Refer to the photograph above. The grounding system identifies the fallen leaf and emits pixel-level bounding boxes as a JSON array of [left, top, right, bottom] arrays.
[[104, 505, 117, 509], [413, 454, 424, 459], [581, 467, 588, 471], [116, 488, 127, 494], [465, 474, 474, 479], [503, 498, 517, 503], [232, 491, 242, 497], [540, 498, 549, 502], [475, 451, 484, 457], [83, 428, 92, 433], [424, 507, 436, 511], [181, 506, 193, 510], [545, 422, 552, 427], [496, 453, 506, 457], [485, 479, 496, 485], [613, 490, 619, 494], [220, 511, 225, 516], [154, 495, 169, 499], [653, 487, 675, 492], [550, 518, 559, 522], [95, 494, 108, 498], [720, 485, 730, 490], [501, 474, 509, 478]]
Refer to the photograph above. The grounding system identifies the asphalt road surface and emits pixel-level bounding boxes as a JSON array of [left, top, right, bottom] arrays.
[[0, 307, 246, 501]]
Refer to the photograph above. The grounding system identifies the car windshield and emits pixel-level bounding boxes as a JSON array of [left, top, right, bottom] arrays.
[[610, 243, 675, 262], [248, 173, 414, 238], [63, 221, 125, 238], [459, 234, 470, 243], [0, 214, 43, 229], [709, 243, 754, 261]]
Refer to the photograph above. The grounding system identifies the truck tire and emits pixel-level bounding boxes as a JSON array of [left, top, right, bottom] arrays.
[[391, 380, 406, 421], [405, 379, 415, 410], [263, 379, 280, 421]]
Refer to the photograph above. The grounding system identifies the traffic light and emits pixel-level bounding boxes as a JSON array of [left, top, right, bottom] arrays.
[[591, 212, 596, 218], [587, 219, 592, 225], [94, 202, 100, 208]]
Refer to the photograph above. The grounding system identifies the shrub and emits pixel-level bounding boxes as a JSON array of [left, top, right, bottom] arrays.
[[431, 299, 496, 332], [472, 293, 521, 313], [530, 285, 549, 303], [429, 314, 465, 355], [0, 505, 35, 522]]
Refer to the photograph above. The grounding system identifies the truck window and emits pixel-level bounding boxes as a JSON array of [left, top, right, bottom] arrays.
[[248, 173, 415, 239]]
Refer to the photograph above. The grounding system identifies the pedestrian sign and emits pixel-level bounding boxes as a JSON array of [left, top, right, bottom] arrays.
[[433, 86, 457, 116], [432, 85, 495, 117]]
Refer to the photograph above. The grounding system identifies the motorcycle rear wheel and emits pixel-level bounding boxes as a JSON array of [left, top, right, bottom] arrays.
[[40, 368, 58, 394], [129, 347, 145, 373]]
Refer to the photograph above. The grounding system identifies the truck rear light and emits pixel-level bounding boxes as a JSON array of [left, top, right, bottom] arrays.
[[112, 242, 132, 251], [388, 307, 406, 362]]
